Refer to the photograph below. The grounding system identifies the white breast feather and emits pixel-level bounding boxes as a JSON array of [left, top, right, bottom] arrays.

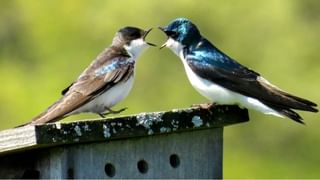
[[70, 39, 149, 115], [165, 38, 283, 118]]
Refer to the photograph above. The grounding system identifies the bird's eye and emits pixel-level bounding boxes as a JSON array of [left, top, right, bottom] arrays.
[[166, 31, 178, 38]]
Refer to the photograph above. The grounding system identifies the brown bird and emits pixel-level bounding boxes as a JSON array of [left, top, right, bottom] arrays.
[[25, 27, 155, 125]]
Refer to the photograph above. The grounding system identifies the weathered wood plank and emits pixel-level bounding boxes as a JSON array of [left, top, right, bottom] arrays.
[[0, 126, 37, 153], [0, 105, 248, 155], [67, 128, 224, 179], [0, 128, 224, 179], [0, 105, 249, 179]]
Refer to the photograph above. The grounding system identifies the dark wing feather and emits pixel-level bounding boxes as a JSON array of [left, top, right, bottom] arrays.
[[61, 82, 74, 95], [187, 59, 318, 113]]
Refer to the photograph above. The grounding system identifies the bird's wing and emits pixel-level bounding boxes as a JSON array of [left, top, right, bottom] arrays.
[[61, 82, 74, 95], [68, 58, 134, 98], [30, 54, 134, 125], [62, 46, 131, 96], [187, 58, 318, 113]]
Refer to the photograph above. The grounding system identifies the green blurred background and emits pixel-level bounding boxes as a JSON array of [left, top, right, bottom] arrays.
[[1, 0, 319, 178]]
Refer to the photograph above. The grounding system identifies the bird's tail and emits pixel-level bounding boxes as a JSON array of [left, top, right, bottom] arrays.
[[18, 92, 87, 127], [278, 90, 318, 112], [266, 104, 305, 124], [31, 100, 67, 125], [15, 99, 67, 128], [262, 92, 318, 124]]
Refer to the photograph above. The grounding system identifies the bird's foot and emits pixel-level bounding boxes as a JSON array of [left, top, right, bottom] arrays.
[[191, 103, 216, 110], [192, 103, 217, 115], [98, 113, 106, 118], [99, 107, 128, 118]]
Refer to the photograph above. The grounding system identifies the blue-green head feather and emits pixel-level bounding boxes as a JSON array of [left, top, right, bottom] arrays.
[[161, 18, 201, 45]]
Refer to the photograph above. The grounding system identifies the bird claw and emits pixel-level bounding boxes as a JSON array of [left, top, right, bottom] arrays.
[[99, 107, 128, 118], [191, 103, 215, 109], [191, 103, 216, 114]]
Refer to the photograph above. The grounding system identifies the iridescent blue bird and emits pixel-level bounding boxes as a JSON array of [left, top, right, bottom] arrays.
[[160, 18, 318, 124], [26, 27, 155, 125]]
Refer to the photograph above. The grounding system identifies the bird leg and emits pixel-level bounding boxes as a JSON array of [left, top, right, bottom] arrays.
[[99, 107, 128, 118], [98, 113, 106, 118]]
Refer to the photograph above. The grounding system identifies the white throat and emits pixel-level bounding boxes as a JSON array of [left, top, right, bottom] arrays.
[[124, 38, 149, 59], [164, 38, 184, 57]]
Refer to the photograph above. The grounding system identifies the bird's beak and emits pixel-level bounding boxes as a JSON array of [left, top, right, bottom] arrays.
[[158, 26, 168, 49], [143, 28, 156, 47]]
